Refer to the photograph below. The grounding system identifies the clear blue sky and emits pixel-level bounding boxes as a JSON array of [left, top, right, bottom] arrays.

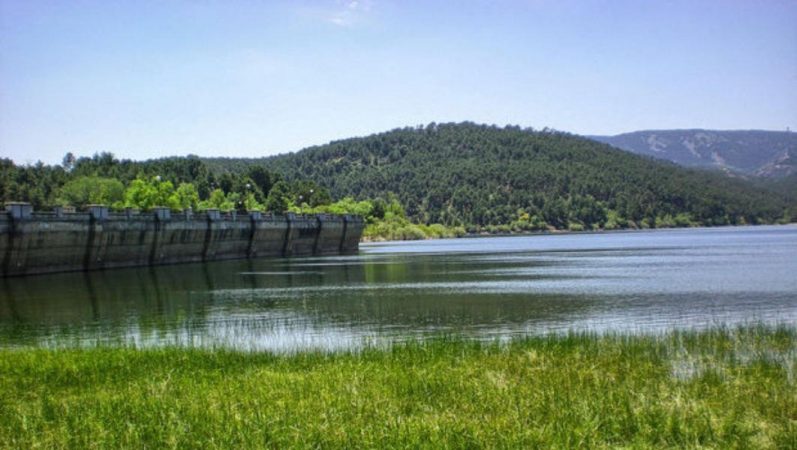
[[1, 0, 796, 165]]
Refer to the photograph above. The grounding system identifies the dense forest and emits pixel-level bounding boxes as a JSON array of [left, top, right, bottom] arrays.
[[758, 173, 797, 200], [0, 153, 462, 240], [1, 122, 795, 237], [205, 123, 795, 231], [0, 153, 329, 214]]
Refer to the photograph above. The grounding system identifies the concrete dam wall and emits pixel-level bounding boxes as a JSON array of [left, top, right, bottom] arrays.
[[1, 203, 364, 277]]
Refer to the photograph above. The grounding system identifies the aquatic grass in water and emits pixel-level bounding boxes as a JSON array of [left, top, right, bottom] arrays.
[[0, 325, 795, 448]]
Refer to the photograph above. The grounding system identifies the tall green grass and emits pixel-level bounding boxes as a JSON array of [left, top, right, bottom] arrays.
[[1, 326, 795, 448]]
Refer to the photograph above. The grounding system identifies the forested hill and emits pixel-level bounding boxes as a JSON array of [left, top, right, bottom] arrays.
[[590, 130, 796, 178], [205, 123, 792, 229], [759, 172, 797, 200]]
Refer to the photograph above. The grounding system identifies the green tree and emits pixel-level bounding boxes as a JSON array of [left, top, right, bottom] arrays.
[[123, 177, 180, 210], [323, 197, 374, 218], [291, 180, 332, 207], [243, 192, 263, 211], [264, 181, 291, 212], [57, 176, 125, 208], [174, 183, 200, 210], [246, 166, 279, 199], [199, 189, 234, 211]]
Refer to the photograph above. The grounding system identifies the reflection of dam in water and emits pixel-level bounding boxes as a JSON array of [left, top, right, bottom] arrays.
[[1, 202, 364, 277], [0, 257, 371, 349]]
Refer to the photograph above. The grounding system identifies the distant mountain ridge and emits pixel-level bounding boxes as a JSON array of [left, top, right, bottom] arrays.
[[590, 130, 796, 178]]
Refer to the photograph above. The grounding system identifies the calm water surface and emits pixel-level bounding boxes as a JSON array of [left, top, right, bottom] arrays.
[[1, 225, 796, 351]]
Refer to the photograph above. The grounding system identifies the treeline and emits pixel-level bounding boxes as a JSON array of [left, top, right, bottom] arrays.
[[291, 195, 465, 241], [2, 122, 794, 239], [0, 153, 327, 213], [206, 122, 796, 231], [0, 153, 462, 240]]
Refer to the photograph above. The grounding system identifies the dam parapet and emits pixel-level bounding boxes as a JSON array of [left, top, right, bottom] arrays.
[[1, 202, 364, 277]]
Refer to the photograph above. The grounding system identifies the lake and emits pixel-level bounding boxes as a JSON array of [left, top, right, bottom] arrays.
[[1, 225, 795, 351]]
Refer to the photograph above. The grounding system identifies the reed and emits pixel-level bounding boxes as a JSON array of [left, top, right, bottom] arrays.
[[1, 325, 795, 449]]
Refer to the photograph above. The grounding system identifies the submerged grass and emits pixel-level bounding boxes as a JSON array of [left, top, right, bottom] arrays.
[[1, 325, 795, 449]]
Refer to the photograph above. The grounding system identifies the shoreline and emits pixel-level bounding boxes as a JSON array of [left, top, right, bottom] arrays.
[[362, 222, 797, 244]]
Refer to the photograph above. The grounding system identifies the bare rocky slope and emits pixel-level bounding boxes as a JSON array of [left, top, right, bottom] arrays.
[[590, 130, 796, 178]]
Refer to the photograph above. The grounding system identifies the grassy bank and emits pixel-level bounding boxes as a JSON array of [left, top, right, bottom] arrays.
[[1, 326, 795, 449]]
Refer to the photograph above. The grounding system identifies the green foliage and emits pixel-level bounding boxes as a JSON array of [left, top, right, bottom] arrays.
[[123, 177, 180, 211], [264, 181, 291, 213], [297, 196, 374, 218], [1, 124, 794, 230], [604, 210, 628, 230], [364, 220, 428, 240], [1, 326, 795, 448], [567, 194, 607, 229], [0, 154, 291, 214], [0, 158, 68, 210], [57, 176, 125, 208], [567, 222, 585, 232], [656, 213, 696, 228], [243, 192, 263, 212], [246, 165, 280, 198], [174, 183, 200, 210], [205, 123, 794, 230], [291, 180, 332, 208], [198, 188, 235, 211], [510, 210, 548, 232], [290, 195, 464, 241]]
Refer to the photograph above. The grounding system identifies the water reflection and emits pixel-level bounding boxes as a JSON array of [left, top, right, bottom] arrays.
[[1, 225, 796, 351]]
